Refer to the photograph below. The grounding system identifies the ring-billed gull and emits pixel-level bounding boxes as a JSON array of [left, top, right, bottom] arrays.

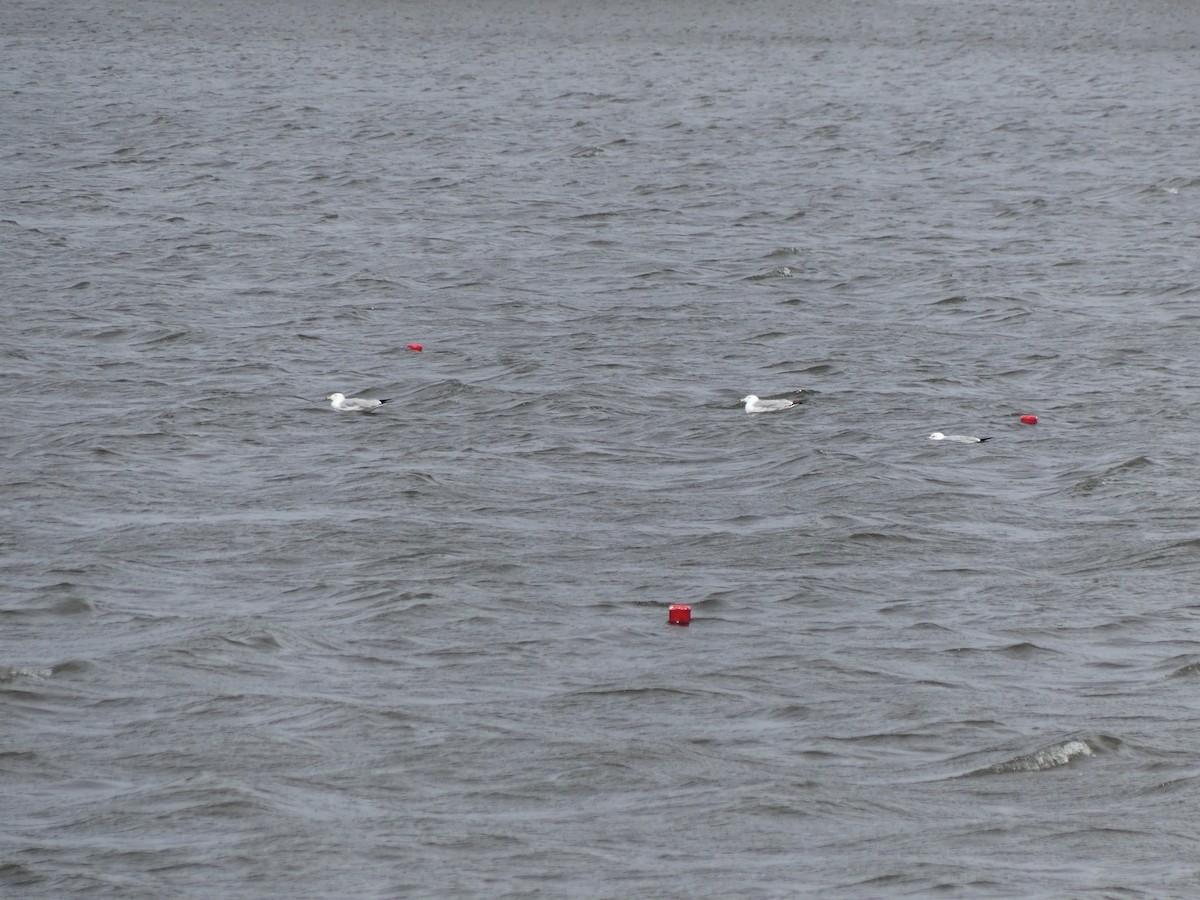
[[740, 394, 797, 413], [324, 392, 392, 412], [928, 431, 992, 443]]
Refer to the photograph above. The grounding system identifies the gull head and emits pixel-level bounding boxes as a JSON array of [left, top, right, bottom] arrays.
[[740, 395, 759, 405], [928, 432, 946, 440], [324, 392, 345, 402]]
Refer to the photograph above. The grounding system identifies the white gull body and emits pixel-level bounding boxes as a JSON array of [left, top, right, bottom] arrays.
[[928, 431, 991, 444], [325, 392, 392, 412], [741, 394, 796, 414]]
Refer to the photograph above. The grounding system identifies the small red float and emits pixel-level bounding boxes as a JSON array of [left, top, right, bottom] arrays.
[[406, 343, 423, 352], [668, 604, 691, 626], [1020, 414, 1038, 425]]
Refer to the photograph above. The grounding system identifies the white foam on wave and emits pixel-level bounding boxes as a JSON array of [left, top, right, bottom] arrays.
[[973, 738, 1097, 775]]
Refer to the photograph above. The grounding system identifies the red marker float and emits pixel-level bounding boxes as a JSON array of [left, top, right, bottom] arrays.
[[668, 604, 691, 626], [1020, 414, 1038, 425], [406, 343, 423, 352]]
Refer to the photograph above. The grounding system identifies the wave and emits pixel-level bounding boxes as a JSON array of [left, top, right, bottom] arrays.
[[969, 734, 1120, 775]]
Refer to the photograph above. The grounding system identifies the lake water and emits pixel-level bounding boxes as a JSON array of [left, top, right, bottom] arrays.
[[5, 0, 1200, 896]]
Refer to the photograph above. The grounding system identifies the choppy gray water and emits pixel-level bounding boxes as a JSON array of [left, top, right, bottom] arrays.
[[5, 0, 1200, 896]]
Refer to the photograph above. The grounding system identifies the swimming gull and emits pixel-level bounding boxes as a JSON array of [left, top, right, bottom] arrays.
[[324, 392, 392, 412], [740, 394, 797, 414], [928, 431, 992, 444]]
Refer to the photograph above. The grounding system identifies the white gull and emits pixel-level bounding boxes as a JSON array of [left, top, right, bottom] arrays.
[[740, 394, 797, 414], [324, 392, 392, 412], [928, 431, 992, 444]]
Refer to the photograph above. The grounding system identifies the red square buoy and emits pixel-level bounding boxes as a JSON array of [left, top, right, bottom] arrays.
[[668, 604, 691, 626]]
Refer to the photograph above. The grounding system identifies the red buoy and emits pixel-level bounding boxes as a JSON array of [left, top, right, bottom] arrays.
[[1020, 414, 1038, 425], [407, 343, 423, 352], [668, 604, 691, 626]]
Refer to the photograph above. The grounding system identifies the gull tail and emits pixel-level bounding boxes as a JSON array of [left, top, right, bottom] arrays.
[[379, 398, 393, 405]]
